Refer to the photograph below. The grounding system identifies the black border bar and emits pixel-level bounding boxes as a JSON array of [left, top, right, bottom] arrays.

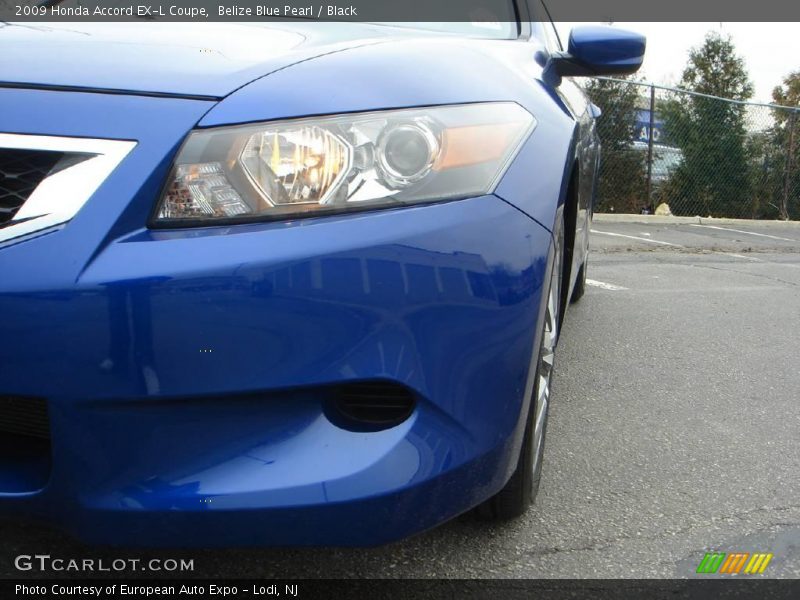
[[3, 579, 800, 599], [4, 0, 800, 22]]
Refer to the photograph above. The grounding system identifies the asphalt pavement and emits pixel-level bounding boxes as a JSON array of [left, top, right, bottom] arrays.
[[2, 217, 799, 579]]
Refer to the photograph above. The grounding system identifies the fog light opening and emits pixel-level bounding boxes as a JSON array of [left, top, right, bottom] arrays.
[[325, 381, 416, 432]]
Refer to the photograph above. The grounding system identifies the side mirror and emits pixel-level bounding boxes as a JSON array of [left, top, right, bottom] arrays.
[[542, 26, 645, 87]]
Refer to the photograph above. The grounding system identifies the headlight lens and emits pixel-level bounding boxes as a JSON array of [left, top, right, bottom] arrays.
[[154, 102, 535, 225]]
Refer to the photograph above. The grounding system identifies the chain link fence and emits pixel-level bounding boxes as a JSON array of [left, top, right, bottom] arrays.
[[585, 78, 800, 220]]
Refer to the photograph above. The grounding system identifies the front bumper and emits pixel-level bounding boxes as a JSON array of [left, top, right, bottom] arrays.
[[0, 89, 552, 546]]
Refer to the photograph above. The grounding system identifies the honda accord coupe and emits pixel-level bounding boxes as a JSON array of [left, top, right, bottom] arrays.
[[0, 6, 644, 546]]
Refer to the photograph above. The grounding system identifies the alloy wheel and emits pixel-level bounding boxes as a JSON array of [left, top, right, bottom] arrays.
[[530, 245, 559, 484]]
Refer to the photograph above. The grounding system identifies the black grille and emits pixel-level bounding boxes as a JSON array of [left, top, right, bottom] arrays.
[[328, 382, 416, 431], [0, 396, 50, 440], [0, 149, 64, 224]]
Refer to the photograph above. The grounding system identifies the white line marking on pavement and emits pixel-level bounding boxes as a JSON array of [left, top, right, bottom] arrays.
[[718, 252, 762, 262], [590, 229, 684, 247], [640, 232, 651, 236], [585, 279, 629, 291], [689, 224, 799, 242]]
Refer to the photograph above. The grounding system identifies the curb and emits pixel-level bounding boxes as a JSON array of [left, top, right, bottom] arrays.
[[593, 214, 800, 228]]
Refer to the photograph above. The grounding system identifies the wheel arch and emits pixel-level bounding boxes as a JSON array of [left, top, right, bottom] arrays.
[[560, 162, 581, 323]]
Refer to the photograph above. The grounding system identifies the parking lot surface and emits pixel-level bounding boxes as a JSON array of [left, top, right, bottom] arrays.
[[2, 218, 799, 579]]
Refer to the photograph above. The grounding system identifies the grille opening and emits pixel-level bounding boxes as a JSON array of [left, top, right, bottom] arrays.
[[0, 149, 64, 224], [0, 396, 51, 492], [326, 381, 416, 432]]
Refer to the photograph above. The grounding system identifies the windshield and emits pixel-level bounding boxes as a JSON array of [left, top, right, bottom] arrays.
[[373, 5, 519, 40]]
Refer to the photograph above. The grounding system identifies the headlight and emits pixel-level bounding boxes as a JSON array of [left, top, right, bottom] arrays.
[[153, 102, 535, 225]]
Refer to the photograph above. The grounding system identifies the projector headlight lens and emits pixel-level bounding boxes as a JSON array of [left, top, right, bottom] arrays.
[[153, 102, 535, 225], [377, 122, 439, 186]]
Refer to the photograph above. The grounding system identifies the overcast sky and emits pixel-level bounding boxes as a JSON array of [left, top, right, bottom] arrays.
[[555, 22, 799, 104]]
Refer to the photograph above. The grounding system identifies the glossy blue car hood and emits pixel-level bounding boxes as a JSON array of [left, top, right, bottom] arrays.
[[0, 22, 407, 98]]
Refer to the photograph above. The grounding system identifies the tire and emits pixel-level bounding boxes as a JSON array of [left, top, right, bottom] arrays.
[[477, 219, 562, 521], [570, 257, 587, 304]]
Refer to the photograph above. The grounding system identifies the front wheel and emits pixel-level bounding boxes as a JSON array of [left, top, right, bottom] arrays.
[[477, 224, 561, 520]]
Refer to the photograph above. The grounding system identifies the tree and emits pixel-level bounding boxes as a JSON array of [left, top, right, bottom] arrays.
[[584, 76, 647, 213], [661, 32, 755, 217], [771, 72, 800, 219], [680, 32, 754, 100]]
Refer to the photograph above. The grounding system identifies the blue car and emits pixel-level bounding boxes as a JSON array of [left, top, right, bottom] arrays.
[[0, 9, 644, 546]]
